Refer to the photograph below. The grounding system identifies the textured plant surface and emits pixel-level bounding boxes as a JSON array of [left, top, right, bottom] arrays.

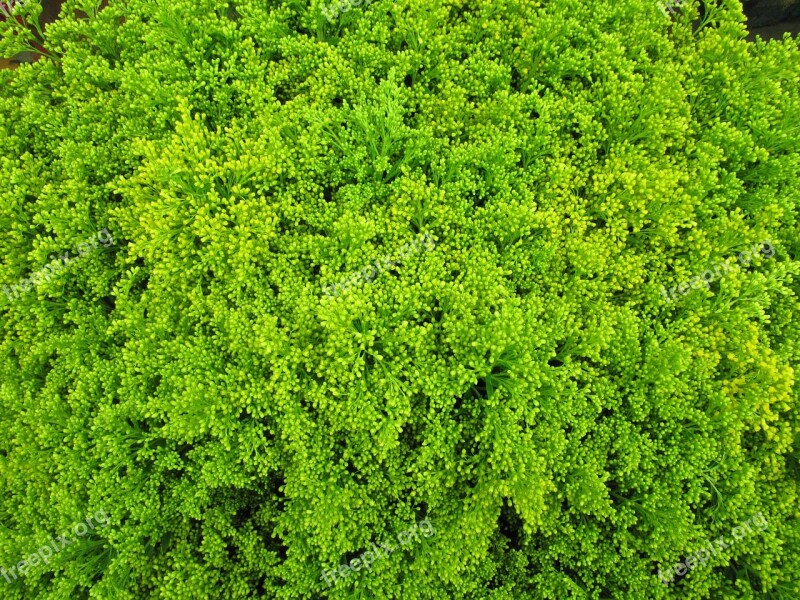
[[1, 0, 799, 598]]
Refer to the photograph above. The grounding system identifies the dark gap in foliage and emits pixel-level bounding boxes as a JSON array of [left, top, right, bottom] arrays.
[[452, 390, 464, 412], [788, 451, 800, 482], [297, 392, 314, 413], [606, 479, 621, 499], [560, 561, 588, 590], [274, 85, 291, 104], [468, 189, 487, 209], [39, 571, 55, 587], [147, 373, 162, 397], [548, 357, 563, 367], [273, 474, 287, 503], [721, 559, 745, 583], [448, 4, 470, 21], [472, 378, 488, 401], [33, 221, 48, 238], [486, 574, 501, 590], [100, 295, 116, 312], [399, 422, 423, 451], [744, 0, 800, 27], [343, 547, 366, 566], [163, 467, 183, 479], [667, 555, 692, 584], [574, 355, 600, 375], [514, 284, 532, 299], [226, 543, 238, 562], [363, 351, 375, 370], [331, 436, 348, 468], [497, 500, 523, 551], [200, 112, 216, 131], [425, 300, 444, 324], [233, 501, 256, 529], [129, 271, 150, 299], [177, 443, 193, 461], [198, 269, 213, 296], [253, 576, 266, 596], [269, 533, 289, 562], [128, 416, 150, 433], [226, 3, 240, 21]]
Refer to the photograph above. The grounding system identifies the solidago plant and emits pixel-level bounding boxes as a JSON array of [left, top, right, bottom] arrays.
[[0, 0, 53, 60], [0, 0, 798, 598]]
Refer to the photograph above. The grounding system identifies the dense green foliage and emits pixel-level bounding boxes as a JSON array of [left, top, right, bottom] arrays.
[[1, 0, 799, 598]]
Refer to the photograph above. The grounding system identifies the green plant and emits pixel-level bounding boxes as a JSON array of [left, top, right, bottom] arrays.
[[0, 0, 798, 598]]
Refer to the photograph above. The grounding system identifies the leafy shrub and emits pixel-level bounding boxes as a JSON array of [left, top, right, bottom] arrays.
[[1, 0, 799, 598]]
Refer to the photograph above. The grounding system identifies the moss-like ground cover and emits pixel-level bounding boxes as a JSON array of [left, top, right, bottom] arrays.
[[1, 0, 799, 598]]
